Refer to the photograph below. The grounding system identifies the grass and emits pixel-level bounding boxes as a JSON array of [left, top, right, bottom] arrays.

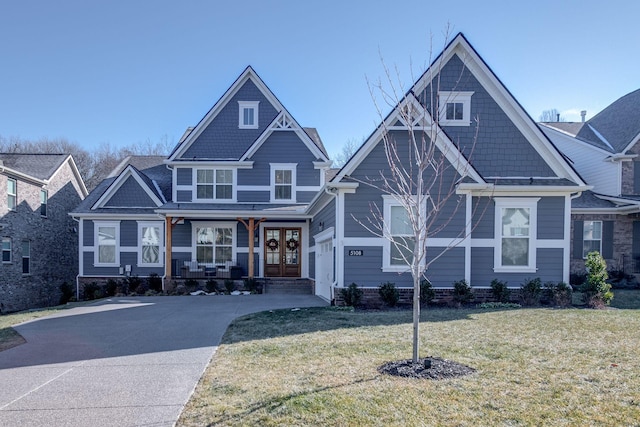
[[0, 301, 89, 352], [179, 302, 640, 426]]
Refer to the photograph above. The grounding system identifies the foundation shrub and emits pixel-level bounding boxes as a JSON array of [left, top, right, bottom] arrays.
[[59, 282, 74, 304], [420, 279, 435, 306], [147, 273, 162, 292], [521, 278, 542, 306], [378, 282, 400, 307], [545, 281, 572, 307], [490, 279, 511, 303], [224, 279, 235, 294], [83, 282, 100, 300], [206, 279, 219, 293], [452, 279, 474, 307], [582, 251, 613, 308], [340, 283, 363, 307]]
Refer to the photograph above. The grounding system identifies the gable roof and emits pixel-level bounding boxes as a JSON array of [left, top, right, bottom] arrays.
[[168, 66, 329, 162], [333, 33, 586, 189], [0, 153, 88, 197], [581, 88, 640, 154], [92, 165, 164, 209]]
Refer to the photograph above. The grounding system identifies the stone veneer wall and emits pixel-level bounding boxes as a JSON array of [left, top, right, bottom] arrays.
[[570, 213, 638, 276], [0, 161, 84, 313]]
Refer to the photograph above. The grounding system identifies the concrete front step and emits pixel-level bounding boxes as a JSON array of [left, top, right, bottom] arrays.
[[262, 279, 314, 295]]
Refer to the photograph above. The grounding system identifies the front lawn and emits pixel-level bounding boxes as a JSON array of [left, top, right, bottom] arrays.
[[179, 305, 640, 426]]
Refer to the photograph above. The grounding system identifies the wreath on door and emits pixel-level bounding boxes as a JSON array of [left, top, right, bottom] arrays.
[[286, 238, 299, 251], [266, 238, 279, 251]]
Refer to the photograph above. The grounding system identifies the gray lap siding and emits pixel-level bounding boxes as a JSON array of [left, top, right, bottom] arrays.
[[471, 247, 564, 286]]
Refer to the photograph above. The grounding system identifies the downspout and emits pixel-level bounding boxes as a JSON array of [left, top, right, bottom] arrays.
[[72, 216, 81, 301]]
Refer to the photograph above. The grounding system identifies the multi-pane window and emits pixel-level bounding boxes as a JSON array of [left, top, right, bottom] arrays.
[[500, 207, 530, 266], [22, 240, 30, 274], [140, 224, 162, 266], [274, 169, 292, 200], [2, 238, 11, 263], [195, 226, 233, 265], [7, 178, 16, 210], [40, 189, 48, 217], [96, 223, 119, 265], [389, 205, 415, 266], [238, 101, 259, 129], [196, 169, 233, 201], [583, 220, 602, 258], [438, 91, 474, 126]]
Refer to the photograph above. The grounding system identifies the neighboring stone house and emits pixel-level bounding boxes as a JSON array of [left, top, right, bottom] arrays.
[[72, 34, 588, 304], [540, 88, 640, 276], [0, 154, 87, 312]]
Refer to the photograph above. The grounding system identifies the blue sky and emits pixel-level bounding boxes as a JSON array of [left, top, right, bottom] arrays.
[[1, 0, 639, 159]]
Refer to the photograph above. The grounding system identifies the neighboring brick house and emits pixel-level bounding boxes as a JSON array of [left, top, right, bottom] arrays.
[[540, 88, 640, 275], [0, 154, 87, 312]]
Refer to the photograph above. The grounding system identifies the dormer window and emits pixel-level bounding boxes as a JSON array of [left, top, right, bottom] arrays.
[[238, 101, 259, 129], [438, 91, 473, 126]]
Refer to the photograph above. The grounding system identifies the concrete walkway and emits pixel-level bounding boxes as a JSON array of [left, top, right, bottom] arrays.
[[0, 295, 327, 426]]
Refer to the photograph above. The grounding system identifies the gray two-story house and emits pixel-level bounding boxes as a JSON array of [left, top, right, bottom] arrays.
[[1, 154, 87, 312], [73, 34, 588, 302]]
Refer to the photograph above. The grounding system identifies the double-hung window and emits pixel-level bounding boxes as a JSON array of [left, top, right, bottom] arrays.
[[194, 223, 235, 266], [382, 195, 420, 272], [40, 189, 48, 217], [196, 169, 234, 201], [270, 164, 296, 202], [138, 222, 163, 266], [494, 198, 539, 272], [7, 178, 16, 211], [22, 240, 30, 274], [438, 91, 473, 126], [582, 220, 602, 258], [95, 221, 120, 266], [2, 238, 11, 263], [238, 101, 259, 129]]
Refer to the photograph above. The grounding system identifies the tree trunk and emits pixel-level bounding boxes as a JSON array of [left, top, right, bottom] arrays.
[[412, 272, 421, 362]]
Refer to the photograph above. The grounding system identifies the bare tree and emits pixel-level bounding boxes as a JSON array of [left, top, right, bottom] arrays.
[[332, 137, 362, 168], [539, 108, 565, 122], [358, 33, 489, 363]]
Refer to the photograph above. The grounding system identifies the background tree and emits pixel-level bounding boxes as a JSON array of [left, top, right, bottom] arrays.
[[359, 32, 490, 363], [539, 108, 565, 122], [332, 137, 362, 168]]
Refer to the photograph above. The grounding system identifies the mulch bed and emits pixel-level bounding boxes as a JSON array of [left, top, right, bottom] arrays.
[[378, 357, 476, 380]]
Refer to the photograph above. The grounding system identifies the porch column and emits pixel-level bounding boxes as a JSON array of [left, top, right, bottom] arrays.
[[238, 217, 266, 279]]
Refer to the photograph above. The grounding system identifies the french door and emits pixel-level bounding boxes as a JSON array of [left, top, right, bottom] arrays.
[[264, 227, 301, 277]]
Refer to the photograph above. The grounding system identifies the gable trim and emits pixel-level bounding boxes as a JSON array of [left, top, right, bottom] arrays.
[[91, 165, 163, 209], [333, 94, 484, 184]]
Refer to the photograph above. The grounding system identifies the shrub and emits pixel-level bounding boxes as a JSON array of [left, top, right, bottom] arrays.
[[521, 278, 542, 306], [125, 275, 143, 294], [83, 282, 100, 300], [570, 272, 587, 288], [59, 282, 74, 304], [243, 278, 259, 293], [606, 268, 638, 289], [184, 279, 200, 292], [420, 279, 435, 306], [378, 282, 400, 307], [147, 273, 162, 292], [224, 279, 235, 294], [105, 279, 119, 297], [545, 281, 572, 307], [340, 282, 363, 307], [490, 279, 511, 303], [452, 279, 474, 307], [205, 279, 219, 293], [581, 251, 613, 308]]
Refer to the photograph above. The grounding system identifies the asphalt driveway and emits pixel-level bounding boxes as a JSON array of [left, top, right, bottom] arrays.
[[0, 294, 327, 427]]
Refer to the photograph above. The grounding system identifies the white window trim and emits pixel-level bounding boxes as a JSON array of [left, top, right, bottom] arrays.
[[438, 91, 474, 126], [94, 221, 120, 267], [191, 221, 237, 266], [193, 168, 237, 203], [582, 220, 603, 259], [2, 237, 11, 263], [7, 177, 17, 211], [270, 163, 297, 203], [381, 195, 426, 273], [137, 221, 164, 267], [238, 101, 259, 129], [494, 197, 539, 273]]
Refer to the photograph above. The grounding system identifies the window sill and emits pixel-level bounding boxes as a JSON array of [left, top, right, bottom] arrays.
[[382, 266, 412, 273], [238, 125, 259, 130], [493, 266, 537, 274], [439, 120, 471, 127]]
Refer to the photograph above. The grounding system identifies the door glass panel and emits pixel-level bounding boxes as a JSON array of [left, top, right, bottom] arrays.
[[266, 229, 280, 265], [285, 229, 299, 265]]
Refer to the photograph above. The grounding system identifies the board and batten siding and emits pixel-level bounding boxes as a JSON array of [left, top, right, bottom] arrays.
[[310, 198, 335, 246]]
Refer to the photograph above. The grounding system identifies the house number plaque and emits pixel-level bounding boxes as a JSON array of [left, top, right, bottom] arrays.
[[348, 250, 363, 256]]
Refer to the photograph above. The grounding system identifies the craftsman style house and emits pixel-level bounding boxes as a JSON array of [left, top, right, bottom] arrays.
[[1, 154, 87, 312], [72, 34, 589, 302], [540, 88, 640, 276]]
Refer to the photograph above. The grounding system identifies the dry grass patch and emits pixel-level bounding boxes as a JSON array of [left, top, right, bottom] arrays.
[[179, 306, 640, 426]]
